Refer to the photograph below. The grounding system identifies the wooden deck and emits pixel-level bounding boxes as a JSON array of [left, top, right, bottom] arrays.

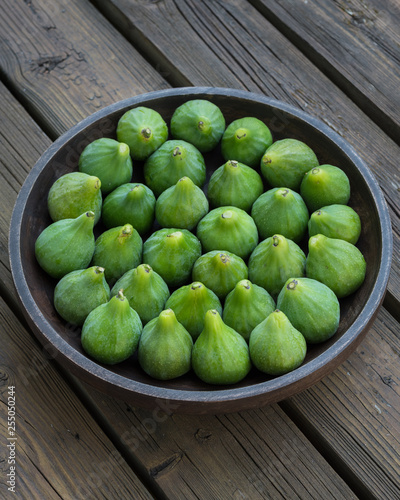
[[1, 1, 399, 498]]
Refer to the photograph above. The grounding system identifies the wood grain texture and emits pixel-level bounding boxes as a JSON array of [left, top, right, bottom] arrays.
[[0, 296, 154, 500], [284, 307, 400, 500], [92, 0, 400, 311], [0, 0, 168, 137], [79, 384, 357, 500], [250, 0, 400, 144]]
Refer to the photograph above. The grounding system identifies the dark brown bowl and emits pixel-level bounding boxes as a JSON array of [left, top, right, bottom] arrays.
[[9, 87, 393, 414]]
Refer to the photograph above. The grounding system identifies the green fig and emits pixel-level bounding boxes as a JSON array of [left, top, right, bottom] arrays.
[[260, 138, 319, 191], [248, 234, 306, 299], [144, 139, 206, 197], [249, 310, 307, 375], [251, 188, 309, 243], [102, 183, 156, 236], [192, 309, 251, 385], [306, 234, 366, 298], [142, 228, 202, 288], [277, 277, 340, 343], [300, 165, 351, 212], [308, 204, 361, 244], [81, 290, 142, 365], [138, 309, 193, 380], [47, 172, 102, 224], [170, 99, 225, 153], [78, 138, 132, 194], [223, 280, 275, 342], [221, 116, 273, 168], [111, 264, 170, 325], [155, 176, 209, 230], [92, 224, 143, 284], [192, 250, 248, 300], [196, 206, 259, 260], [116, 106, 168, 161], [165, 282, 222, 340], [207, 160, 264, 212], [35, 211, 95, 279], [54, 266, 110, 326]]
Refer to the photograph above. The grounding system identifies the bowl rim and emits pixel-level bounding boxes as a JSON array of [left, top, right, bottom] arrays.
[[9, 86, 393, 410]]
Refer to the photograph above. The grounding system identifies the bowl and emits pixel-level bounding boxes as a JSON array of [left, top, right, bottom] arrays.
[[9, 87, 393, 414]]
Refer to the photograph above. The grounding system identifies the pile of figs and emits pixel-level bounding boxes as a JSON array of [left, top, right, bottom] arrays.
[[35, 99, 366, 385]]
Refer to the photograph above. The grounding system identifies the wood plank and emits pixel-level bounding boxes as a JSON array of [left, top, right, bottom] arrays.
[[0, 0, 168, 137], [250, 0, 400, 144], [92, 0, 400, 313], [79, 384, 357, 500], [283, 307, 400, 500], [0, 295, 154, 499]]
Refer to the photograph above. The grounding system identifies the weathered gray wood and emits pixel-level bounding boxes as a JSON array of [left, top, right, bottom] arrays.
[[0, 0, 168, 137], [0, 296, 154, 499], [79, 383, 357, 500], [284, 307, 400, 500], [92, 0, 400, 315], [250, 0, 400, 144]]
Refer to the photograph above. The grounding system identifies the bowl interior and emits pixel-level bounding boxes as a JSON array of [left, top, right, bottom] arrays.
[[13, 88, 389, 411]]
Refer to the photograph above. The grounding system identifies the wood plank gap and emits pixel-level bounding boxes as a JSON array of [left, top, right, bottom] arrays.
[[383, 290, 400, 323], [59, 374, 169, 500], [247, 0, 400, 148], [89, 0, 192, 88], [278, 303, 399, 500], [0, 71, 60, 142], [279, 397, 372, 500]]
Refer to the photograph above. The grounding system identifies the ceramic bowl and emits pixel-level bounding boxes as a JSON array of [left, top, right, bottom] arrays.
[[9, 87, 392, 414]]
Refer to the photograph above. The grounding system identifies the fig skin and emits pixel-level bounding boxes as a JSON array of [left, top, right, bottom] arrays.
[[260, 138, 319, 191], [223, 280, 276, 342], [102, 183, 156, 236], [78, 138, 133, 194], [165, 281, 222, 340], [221, 116, 273, 168], [170, 99, 226, 153], [48, 172, 102, 224], [111, 264, 170, 325], [142, 228, 202, 288], [138, 309, 193, 380], [300, 164, 351, 212], [54, 266, 110, 326], [92, 224, 143, 285], [116, 106, 168, 161], [249, 309, 307, 375], [277, 277, 340, 344], [306, 234, 366, 298], [251, 187, 309, 243], [308, 204, 361, 245], [155, 176, 209, 230], [81, 290, 142, 365], [192, 309, 252, 385], [248, 234, 306, 299], [192, 250, 248, 300], [207, 160, 264, 212], [196, 206, 259, 260], [144, 139, 206, 197], [35, 211, 95, 279]]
